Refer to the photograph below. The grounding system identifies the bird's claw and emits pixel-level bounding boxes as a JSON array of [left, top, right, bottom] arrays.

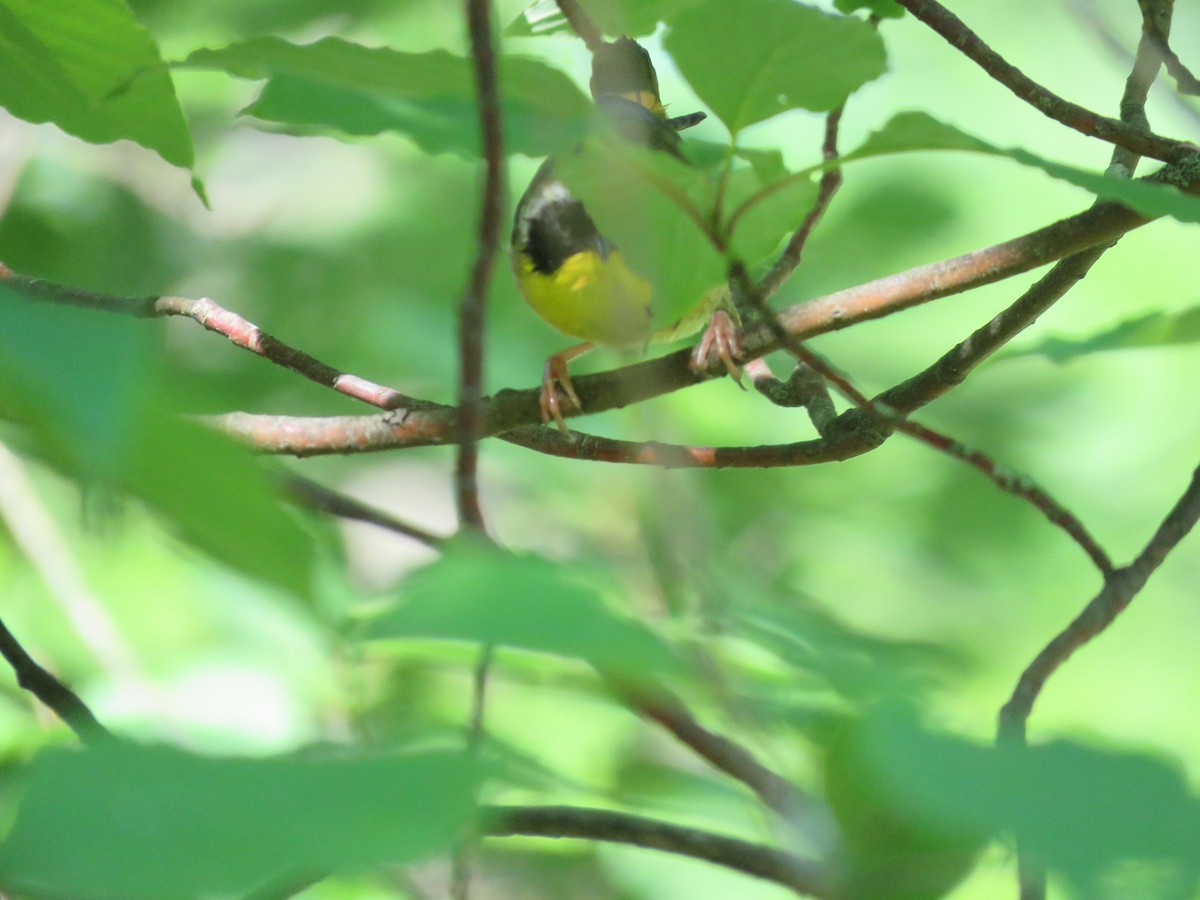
[[541, 355, 582, 433], [690, 309, 744, 389]]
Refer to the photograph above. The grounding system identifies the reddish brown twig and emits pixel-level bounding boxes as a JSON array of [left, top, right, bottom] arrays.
[[759, 106, 845, 300], [456, 0, 506, 534], [892, 0, 1194, 163], [484, 805, 830, 895]]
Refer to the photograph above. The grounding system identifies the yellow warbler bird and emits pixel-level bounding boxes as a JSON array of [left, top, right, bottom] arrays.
[[511, 37, 740, 431]]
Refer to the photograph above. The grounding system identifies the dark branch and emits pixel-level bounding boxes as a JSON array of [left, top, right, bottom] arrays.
[[892, 0, 1194, 163], [554, 0, 604, 52], [483, 805, 830, 896], [279, 473, 446, 546], [0, 616, 112, 745], [456, 0, 506, 534]]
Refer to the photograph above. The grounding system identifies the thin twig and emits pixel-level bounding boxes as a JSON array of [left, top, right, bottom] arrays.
[[996, 9, 1173, 894], [0, 616, 113, 745], [483, 805, 831, 896], [1000, 463, 1200, 746], [892, 0, 1194, 163], [758, 106, 845, 300], [554, 0, 604, 52], [610, 679, 814, 823], [456, 0, 505, 534], [280, 473, 446, 546]]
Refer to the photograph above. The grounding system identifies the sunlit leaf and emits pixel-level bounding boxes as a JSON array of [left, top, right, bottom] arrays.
[[1005, 307, 1200, 364], [0, 0, 192, 168], [505, 0, 704, 38], [0, 743, 479, 899], [846, 112, 1200, 225], [834, 0, 905, 19], [178, 37, 591, 158], [664, 0, 887, 135], [363, 539, 678, 676]]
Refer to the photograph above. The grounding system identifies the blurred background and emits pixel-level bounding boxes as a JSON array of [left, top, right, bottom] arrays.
[[1, 0, 1199, 896]]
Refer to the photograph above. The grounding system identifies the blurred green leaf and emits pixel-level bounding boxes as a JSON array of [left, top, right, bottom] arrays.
[[664, 0, 887, 134], [724, 167, 819, 265], [178, 37, 591, 157], [846, 112, 1200, 225], [0, 0, 192, 168], [834, 0, 905, 19], [505, 0, 704, 38], [1005, 307, 1200, 364], [555, 136, 727, 330], [830, 705, 1200, 897], [364, 538, 679, 676], [0, 289, 315, 600], [0, 743, 479, 899]]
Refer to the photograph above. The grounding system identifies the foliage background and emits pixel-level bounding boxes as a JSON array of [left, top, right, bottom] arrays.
[[1, 0, 1199, 897]]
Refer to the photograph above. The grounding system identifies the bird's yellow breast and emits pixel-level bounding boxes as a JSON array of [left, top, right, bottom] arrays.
[[513, 247, 652, 347]]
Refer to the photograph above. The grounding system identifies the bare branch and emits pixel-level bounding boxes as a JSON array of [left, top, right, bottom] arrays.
[[0, 616, 113, 745], [455, 0, 505, 534], [610, 679, 816, 823], [280, 473, 446, 546], [999, 463, 1200, 748], [483, 805, 831, 896], [892, 0, 1194, 163], [555, 0, 604, 52]]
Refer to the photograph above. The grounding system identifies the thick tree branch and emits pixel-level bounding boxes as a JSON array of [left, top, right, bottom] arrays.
[[892, 0, 1194, 163], [483, 805, 830, 896], [0, 616, 112, 745]]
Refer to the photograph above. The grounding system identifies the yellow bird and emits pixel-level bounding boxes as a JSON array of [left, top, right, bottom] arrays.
[[511, 37, 740, 431]]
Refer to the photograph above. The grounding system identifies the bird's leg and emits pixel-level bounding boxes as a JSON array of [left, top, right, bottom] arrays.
[[541, 342, 595, 433], [690, 308, 744, 388]]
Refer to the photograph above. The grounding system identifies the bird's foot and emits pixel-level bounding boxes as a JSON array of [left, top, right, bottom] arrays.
[[541, 353, 583, 433], [690, 308, 744, 388]]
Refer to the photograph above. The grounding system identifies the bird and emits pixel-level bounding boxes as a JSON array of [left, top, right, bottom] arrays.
[[510, 36, 741, 432]]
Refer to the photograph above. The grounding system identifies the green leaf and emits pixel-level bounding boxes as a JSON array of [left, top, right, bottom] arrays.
[[363, 539, 679, 676], [833, 705, 1200, 896], [0, 289, 315, 600], [0, 0, 192, 168], [1005, 307, 1200, 364], [505, 0, 704, 38], [664, 0, 887, 135], [834, 0, 906, 19], [724, 166, 820, 265], [178, 36, 591, 158], [845, 112, 1200, 225], [0, 743, 479, 899], [555, 136, 727, 331]]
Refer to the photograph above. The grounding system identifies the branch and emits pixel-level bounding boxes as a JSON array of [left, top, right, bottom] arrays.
[[892, 0, 1195, 163], [610, 679, 816, 823], [456, 0, 506, 534], [555, 0, 604, 52], [999, 463, 1200, 748], [995, 11, 1174, 893], [482, 805, 830, 896], [0, 616, 113, 745], [279, 473, 446, 546], [759, 105, 845, 300]]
